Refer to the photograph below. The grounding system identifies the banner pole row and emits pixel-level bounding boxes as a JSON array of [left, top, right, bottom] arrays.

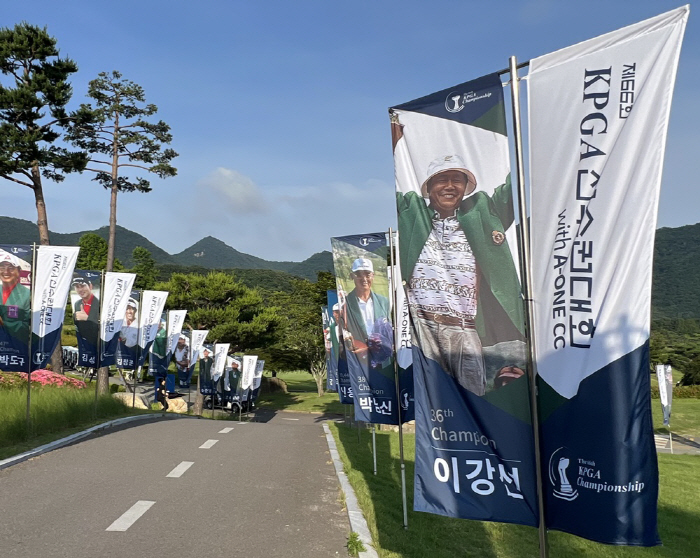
[[94, 269, 106, 419], [25, 243, 38, 431], [389, 227, 408, 530], [372, 424, 377, 475], [508, 55, 549, 558]]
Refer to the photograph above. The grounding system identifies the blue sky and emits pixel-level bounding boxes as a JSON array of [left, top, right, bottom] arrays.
[[3, 1, 697, 261]]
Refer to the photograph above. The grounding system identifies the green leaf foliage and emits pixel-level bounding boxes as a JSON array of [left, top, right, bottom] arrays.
[[130, 246, 157, 289], [76, 233, 123, 271], [0, 23, 88, 186], [155, 272, 281, 350]]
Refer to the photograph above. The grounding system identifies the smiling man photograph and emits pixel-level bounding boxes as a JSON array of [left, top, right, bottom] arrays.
[[396, 153, 525, 395]]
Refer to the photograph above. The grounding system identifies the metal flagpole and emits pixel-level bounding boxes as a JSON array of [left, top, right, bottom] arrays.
[[94, 270, 105, 419], [508, 55, 548, 558], [372, 424, 377, 475], [133, 365, 141, 409], [389, 227, 408, 530], [26, 243, 38, 430]]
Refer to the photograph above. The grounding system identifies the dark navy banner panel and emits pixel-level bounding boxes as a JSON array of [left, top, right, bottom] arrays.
[[0, 245, 32, 372], [116, 290, 140, 370], [70, 270, 101, 368], [148, 312, 169, 378], [540, 344, 660, 546], [412, 347, 538, 525], [392, 72, 537, 525], [331, 233, 400, 424]]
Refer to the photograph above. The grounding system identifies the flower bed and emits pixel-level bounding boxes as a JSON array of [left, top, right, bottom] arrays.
[[0, 370, 87, 390]]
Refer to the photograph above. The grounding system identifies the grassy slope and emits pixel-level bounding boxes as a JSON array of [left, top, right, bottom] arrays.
[[329, 422, 700, 558]]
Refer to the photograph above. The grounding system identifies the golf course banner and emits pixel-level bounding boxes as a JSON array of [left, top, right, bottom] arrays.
[[116, 290, 140, 370], [212, 343, 230, 398], [148, 312, 168, 377], [198, 344, 215, 395], [166, 310, 187, 357], [30, 246, 79, 370], [137, 290, 169, 367], [188, 329, 209, 376], [331, 233, 399, 425], [70, 270, 101, 368], [252, 359, 265, 401], [99, 272, 136, 367], [656, 364, 673, 427], [528, 6, 688, 545], [0, 245, 32, 371], [326, 290, 340, 394], [322, 305, 337, 392], [390, 72, 537, 525], [240, 355, 258, 400], [223, 356, 240, 403], [328, 288, 353, 405]]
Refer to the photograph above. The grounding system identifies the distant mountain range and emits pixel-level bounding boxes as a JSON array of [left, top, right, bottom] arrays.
[[0, 216, 333, 281], [2, 215, 700, 318]]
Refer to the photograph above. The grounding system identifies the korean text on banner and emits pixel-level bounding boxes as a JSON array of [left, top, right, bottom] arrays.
[[100, 272, 136, 367], [71, 270, 101, 368], [137, 290, 168, 367], [0, 245, 32, 371], [31, 246, 79, 369], [391, 72, 537, 526], [528, 6, 689, 546], [331, 233, 399, 424]]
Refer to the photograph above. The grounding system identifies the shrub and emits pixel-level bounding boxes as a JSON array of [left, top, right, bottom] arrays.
[[261, 376, 287, 394], [650, 385, 700, 399], [0, 370, 86, 390]]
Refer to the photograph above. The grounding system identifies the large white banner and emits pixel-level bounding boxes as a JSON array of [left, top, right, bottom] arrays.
[[166, 310, 187, 356], [138, 290, 169, 361], [212, 343, 230, 382], [100, 272, 136, 367], [241, 355, 258, 391], [31, 246, 79, 369], [189, 329, 209, 368], [528, 6, 688, 546]]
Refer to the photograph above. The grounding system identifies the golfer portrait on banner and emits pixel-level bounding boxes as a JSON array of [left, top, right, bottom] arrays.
[[391, 73, 538, 525]]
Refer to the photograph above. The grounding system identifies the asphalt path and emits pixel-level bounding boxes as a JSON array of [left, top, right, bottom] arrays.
[[0, 411, 350, 557]]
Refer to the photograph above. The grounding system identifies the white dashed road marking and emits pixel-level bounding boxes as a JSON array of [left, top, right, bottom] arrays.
[[167, 461, 194, 478], [199, 439, 219, 449], [282, 418, 300, 421], [106, 500, 155, 532], [219, 427, 234, 433]]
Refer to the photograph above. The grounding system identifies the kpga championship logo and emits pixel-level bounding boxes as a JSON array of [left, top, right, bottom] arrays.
[[549, 447, 578, 501], [445, 90, 493, 113], [359, 236, 382, 247], [549, 447, 646, 501]]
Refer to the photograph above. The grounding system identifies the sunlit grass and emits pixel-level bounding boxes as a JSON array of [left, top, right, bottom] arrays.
[[329, 423, 700, 557]]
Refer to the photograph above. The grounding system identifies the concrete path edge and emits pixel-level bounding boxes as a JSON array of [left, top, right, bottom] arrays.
[[323, 422, 379, 558], [0, 412, 197, 471]]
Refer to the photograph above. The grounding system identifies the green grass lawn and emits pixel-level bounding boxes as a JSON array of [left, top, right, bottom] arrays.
[[255, 371, 345, 415], [651, 397, 700, 436], [0, 386, 148, 460], [329, 423, 700, 558]]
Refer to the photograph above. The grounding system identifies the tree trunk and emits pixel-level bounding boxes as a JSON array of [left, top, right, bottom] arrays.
[[106, 112, 119, 273], [32, 165, 64, 375], [193, 373, 204, 416]]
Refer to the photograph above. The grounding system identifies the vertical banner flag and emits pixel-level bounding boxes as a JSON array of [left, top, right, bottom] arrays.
[[223, 356, 240, 403], [30, 246, 79, 369], [188, 329, 209, 377], [137, 290, 169, 367], [326, 290, 341, 395], [391, 73, 537, 525], [390, 237, 415, 422], [240, 355, 258, 401], [99, 272, 136, 367], [167, 310, 187, 357], [71, 270, 101, 368], [212, 343, 230, 398], [198, 344, 215, 395], [252, 359, 265, 401], [655, 364, 673, 427], [116, 290, 140, 370], [322, 305, 337, 392], [528, 6, 688, 545], [149, 312, 169, 377], [331, 233, 399, 424], [0, 245, 32, 371]]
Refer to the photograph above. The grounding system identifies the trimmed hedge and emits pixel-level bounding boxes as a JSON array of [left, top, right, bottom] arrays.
[[650, 384, 700, 399]]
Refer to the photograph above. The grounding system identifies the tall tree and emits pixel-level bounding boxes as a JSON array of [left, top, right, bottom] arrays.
[[0, 23, 88, 244], [68, 70, 177, 272], [155, 271, 282, 414], [0, 23, 89, 374], [131, 246, 157, 290]]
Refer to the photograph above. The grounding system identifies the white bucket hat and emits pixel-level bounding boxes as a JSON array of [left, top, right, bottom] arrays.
[[421, 154, 477, 198]]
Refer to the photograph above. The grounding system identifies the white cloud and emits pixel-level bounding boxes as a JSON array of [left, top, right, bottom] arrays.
[[197, 167, 267, 213]]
